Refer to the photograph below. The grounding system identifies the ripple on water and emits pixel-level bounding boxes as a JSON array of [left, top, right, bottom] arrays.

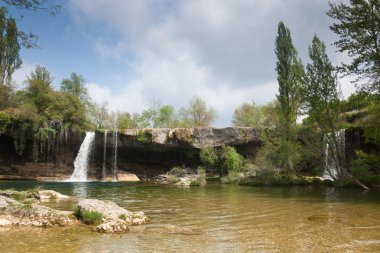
[[0, 182, 380, 253]]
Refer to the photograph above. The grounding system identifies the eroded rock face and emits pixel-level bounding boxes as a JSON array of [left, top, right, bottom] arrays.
[[120, 127, 262, 148]]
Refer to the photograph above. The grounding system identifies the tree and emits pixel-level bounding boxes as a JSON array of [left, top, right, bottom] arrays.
[[1, 0, 62, 15], [26, 65, 54, 115], [305, 35, 343, 178], [90, 102, 110, 129], [0, 7, 22, 85], [275, 21, 304, 131], [232, 101, 277, 128], [327, 0, 380, 93], [180, 96, 217, 127], [60, 73, 89, 103], [117, 112, 138, 129], [273, 21, 304, 174]]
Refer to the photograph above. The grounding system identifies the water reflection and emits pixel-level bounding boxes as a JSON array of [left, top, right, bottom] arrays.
[[71, 182, 88, 199], [0, 182, 379, 252]]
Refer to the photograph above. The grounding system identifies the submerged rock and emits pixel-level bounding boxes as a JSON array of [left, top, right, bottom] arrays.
[[95, 220, 130, 233]]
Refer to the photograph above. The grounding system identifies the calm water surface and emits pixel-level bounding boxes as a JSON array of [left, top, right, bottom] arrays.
[[0, 181, 379, 253]]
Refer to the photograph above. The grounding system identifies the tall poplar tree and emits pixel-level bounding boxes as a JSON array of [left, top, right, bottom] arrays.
[[0, 7, 21, 85], [305, 35, 343, 178], [275, 22, 304, 133], [273, 22, 305, 173]]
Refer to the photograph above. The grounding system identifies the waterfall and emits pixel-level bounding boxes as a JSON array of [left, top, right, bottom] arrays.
[[69, 132, 95, 182], [102, 130, 107, 180], [323, 129, 345, 181], [112, 129, 118, 180]]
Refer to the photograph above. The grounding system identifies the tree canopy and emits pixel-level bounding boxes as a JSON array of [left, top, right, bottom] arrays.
[[327, 0, 380, 93]]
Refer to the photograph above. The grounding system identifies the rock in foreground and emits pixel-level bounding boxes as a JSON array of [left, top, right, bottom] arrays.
[[76, 199, 148, 233], [0, 195, 72, 228]]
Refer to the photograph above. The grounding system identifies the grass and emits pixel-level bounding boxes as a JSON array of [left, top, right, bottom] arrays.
[[119, 214, 127, 220], [73, 207, 103, 225]]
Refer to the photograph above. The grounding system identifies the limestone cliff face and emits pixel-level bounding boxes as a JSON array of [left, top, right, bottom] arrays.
[[92, 127, 262, 179], [118, 127, 262, 148], [0, 127, 263, 179]]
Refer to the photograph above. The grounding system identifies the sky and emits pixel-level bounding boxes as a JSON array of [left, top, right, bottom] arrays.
[[4, 0, 354, 127]]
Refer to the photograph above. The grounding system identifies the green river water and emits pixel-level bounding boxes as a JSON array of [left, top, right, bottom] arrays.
[[0, 181, 379, 253]]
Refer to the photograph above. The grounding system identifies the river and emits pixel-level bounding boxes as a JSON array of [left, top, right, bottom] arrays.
[[0, 181, 379, 252]]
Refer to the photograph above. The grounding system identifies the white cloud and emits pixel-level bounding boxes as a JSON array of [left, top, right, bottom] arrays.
[[69, 0, 355, 127]]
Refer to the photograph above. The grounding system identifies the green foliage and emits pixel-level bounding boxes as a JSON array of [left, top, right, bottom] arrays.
[[220, 145, 243, 172], [179, 96, 217, 127], [167, 175, 179, 184], [200, 145, 243, 177], [232, 101, 277, 128], [189, 178, 201, 186], [0, 7, 22, 85], [168, 166, 189, 177], [74, 209, 103, 225], [2, 0, 62, 15], [117, 112, 138, 129], [60, 72, 89, 103], [0, 110, 10, 134], [350, 150, 380, 185], [136, 130, 152, 143], [275, 21, 304, 130], [119, 213, 127, 220], [221, 170, 241, 184], [199, 147, 218, 167], [197, 166, 206, 178], [327, 0, 380, 93]]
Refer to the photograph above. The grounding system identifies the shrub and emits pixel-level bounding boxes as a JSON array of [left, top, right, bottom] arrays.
[[167, 175, 180, 184], [137, 130, 152, 143], [189, 178, 201, 186], [200, 147, 217, 167], [197, 166, 206, 178], [220, 145, 243, 172], [169, 166, 189, 177], [119, 214, 127, 220], [221, 170, 241, 184], [81, 211, 103, 225], [350, 150, 380, 185], [73, 208, 103, 225]]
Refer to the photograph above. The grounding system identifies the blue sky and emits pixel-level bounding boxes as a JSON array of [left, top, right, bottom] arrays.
[[4, 0, 354, 127]]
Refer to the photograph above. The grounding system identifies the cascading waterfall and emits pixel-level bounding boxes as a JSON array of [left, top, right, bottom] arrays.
[[112, 129, 118, 180], [323, 129, 345, 180], [102, 130, 107, 180], [69, 132, 95, 181]]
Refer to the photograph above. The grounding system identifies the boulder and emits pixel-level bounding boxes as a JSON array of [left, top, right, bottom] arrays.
[[0, 195, 72, 228], [38, 190, 71, 200], [117, 171, 140, 182], [76, 198, 148, 232]]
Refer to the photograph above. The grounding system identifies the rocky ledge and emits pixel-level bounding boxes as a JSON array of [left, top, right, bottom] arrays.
[[120, 127, 263, 148], [0, 189, 148, 233]]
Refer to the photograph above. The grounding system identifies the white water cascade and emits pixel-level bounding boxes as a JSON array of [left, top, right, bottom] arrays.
[[102, 130, 107, 180], [112, 129, 118, 180], [69, 132, 95, 181], [323, 129, 345, 181]]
